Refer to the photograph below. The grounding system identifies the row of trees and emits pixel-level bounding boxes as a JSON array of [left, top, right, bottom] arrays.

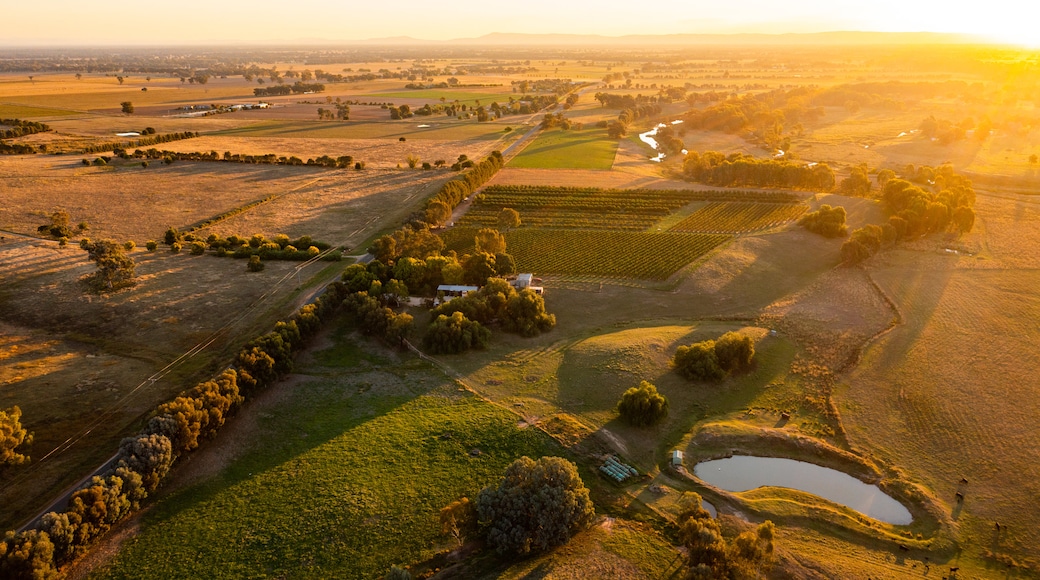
[[673, 332, 756, 381], [431, 277, 556, 338], [81, 131, 198, 155], [253, 81, 325, 96], [0, 282, 351, 578], [0, 119, 50, 139], [683, 151, 836, 191]]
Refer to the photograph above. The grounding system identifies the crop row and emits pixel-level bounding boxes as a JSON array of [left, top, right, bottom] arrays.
[[457, 208, 655, 230], [669, 202, 807, 233], [504, 229, 732, 280]]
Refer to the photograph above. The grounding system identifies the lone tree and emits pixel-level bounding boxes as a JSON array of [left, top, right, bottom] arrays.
[[617, 381, 669, 426], [477, 456, 595, 555], [120, 101, 134, 115], [497, 207, 521, 229], [82, 239, 136, 292], [1, 406, 33, 467], [474, 228, 507, 255]]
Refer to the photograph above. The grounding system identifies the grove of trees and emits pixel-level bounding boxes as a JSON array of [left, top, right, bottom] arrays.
[[798, 204, 847, 238], [674, 332, 755, 381], [683, 151, 835, 191], [678, 493, 776, 579]]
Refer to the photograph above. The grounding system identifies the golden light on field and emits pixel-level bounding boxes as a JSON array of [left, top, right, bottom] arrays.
[[1, 0, 1038, 45]]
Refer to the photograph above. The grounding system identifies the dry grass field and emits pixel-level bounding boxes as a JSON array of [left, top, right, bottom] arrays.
[[838, 193, 1040, 570]]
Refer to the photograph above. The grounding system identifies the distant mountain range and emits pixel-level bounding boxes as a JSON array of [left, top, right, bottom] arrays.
[[348, 31, 984, 46]]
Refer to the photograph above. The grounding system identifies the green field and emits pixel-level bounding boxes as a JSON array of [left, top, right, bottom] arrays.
[[212, 119, 513, 140], [97, 330, 559, 579], [508, 127, 619, 170]]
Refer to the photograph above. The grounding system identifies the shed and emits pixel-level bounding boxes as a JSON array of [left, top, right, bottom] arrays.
[[436, 284, 479, 299], [670, 450, 684, 466], [513, 273, 533, 289]]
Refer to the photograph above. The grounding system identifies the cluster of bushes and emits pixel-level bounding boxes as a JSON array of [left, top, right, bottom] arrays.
[[0, 118, 50, 139], [673, 331, 755, 381], [604, 102, 662, 139], [617, 381, 668, 427], [678, 493, 776, 578], [0, 282, 349, 578], [81, 131, 198, 154], [0, 141, 38, 155], [0, 406, 32, 467], [839, 224, 893, 265], [539, 112, 583, 131], [683, 151, 835, 191], [159, 228, 339, 262], [798, 204, 848, 238], [36, 209, 87, 240], [253, 81, 324, 96]]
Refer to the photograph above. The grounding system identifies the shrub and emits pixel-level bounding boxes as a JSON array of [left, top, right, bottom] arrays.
[[247, 255, 264, 272], [617, 381, 669, 426], [145, 240, 158, 251], [189, 241, 206, 255], [0, 406, 32, 466], [170, 242, 182, 253], [58, 237, 68, 248], [123, 241, 136, 252], [163, 227, 181, 245]]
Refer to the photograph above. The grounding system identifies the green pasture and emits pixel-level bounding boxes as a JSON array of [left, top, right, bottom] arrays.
[[508, 127, 618, 170], [97, 330, 558, 580]]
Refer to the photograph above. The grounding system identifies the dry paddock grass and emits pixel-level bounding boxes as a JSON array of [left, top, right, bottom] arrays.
[[838, 192, 1040, 564]]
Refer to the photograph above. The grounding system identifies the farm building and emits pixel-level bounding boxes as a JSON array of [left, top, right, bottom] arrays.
[[436, 284, 479, 300], [510, 273, 544, 295], [670, 450, 684, 466]]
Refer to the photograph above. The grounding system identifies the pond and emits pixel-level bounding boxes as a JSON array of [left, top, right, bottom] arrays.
[[694, 456, 912, 525]]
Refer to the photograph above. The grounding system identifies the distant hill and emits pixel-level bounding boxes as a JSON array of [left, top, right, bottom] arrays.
[[353, 30, 983, 47]]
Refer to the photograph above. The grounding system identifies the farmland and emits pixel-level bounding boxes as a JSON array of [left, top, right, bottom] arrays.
[[504, 230, 731, 280], [2, 39, 1040, 580]]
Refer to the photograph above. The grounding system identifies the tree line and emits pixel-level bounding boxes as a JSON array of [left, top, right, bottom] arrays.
[[0, 281, 351, 578], [683, 151, 835, 191], [81, 131, 198, 155], [253, 81, 325, 96], [0, 119, 51, 139], [125, 147, 363, 169], [673, 331, 756, 381]]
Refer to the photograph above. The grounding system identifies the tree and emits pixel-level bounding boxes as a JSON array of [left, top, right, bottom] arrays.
[[477, 456, 595, 555], [497, 207, 521, 229], [713, 332, 754, 373], [247, 255, 265, 272], [0, 407, 32, 467], [406, 154, 420, 169], [440, 497, 476, 548], [121, 101, 134, 115], [424, 200, 451, 226], [82, 240, 136, 291], [163, 227, 181, 246], [474, 228, 506, 255], [673, 340, 725, 381], [462, 252, 497, 286], [424, 312, 489, 354], [678, 494, 775, 579], [503, 289, 555, 337], [0, 530, 58, 580], [952, 206, 975, 234], [617, 381, 668, 426]]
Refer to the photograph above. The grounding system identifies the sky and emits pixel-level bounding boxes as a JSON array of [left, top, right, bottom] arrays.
[[3, 0, 1038, 47]]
